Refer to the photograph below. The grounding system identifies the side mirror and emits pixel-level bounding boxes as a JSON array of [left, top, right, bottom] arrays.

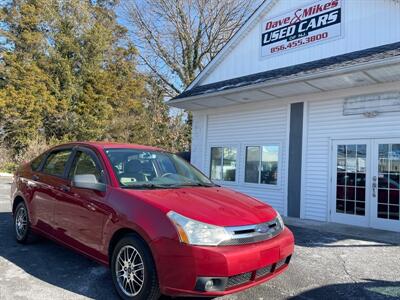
[[72, 174, 106, 192]]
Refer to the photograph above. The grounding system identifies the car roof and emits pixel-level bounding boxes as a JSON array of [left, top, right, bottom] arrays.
[[52, 141, 164, 152]]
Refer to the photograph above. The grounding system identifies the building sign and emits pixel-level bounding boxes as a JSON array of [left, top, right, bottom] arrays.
[[344, 92, 400, 116], [261, 0, 343, 57]]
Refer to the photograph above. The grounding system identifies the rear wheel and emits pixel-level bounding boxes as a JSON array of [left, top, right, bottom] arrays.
[[111, 234, 160, 300], [14, 201, 32, 244]]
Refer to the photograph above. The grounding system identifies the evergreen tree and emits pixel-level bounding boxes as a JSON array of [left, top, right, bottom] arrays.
[[0, 0, 147, 156]]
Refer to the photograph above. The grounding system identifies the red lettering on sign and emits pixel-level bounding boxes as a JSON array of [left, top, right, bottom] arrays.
[[264, 0, 340, 31]]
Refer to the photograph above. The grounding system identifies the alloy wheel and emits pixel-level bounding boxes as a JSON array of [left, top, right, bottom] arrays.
[[115, 245, 145, 297], [15, 205, 28, 240]]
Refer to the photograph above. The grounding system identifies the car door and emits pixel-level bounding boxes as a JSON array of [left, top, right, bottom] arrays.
[[29, 148, 74, 234], [54, 147, 110, 254]]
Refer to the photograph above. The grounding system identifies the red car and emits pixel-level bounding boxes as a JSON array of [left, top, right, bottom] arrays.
[[11, 142, 294, 300]]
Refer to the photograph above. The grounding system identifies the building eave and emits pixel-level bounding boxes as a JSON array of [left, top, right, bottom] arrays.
[[169, 42, 400, 109]]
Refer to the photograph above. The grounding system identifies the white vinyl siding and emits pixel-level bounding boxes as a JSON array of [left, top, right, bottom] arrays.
[[304, 97, 400, 221], [192, 101, 289, 214], [190, 112, 207, 171], [202, 0, 400, 85]]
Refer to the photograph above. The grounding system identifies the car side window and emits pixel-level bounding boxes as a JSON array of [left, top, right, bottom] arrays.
[[31, 153, 46, 171], [69, 151, 105, 184], [42, 150, 72, 177]]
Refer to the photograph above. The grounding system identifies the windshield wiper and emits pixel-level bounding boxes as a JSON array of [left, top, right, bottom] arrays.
[[122, 183, 177, 189], [172, 182, 217, 188]]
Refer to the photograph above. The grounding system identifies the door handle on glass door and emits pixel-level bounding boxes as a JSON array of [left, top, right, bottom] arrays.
[[372, 176, 377, 197], [372, 183, 377, 197]]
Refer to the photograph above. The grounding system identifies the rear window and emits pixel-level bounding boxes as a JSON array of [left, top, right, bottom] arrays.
[[42, 149, 72, 177]]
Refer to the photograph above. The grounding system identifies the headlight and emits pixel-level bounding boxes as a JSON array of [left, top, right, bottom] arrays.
[[276, 211, 285, 229], [167, 211, 232, 246]]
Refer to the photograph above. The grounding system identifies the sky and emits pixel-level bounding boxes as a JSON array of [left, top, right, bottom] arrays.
[[114, 0, 265, 88], [114, 0, 265, 114]]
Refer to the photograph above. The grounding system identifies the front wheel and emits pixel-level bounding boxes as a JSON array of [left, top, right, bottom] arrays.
[[111, 234, 160, 300]]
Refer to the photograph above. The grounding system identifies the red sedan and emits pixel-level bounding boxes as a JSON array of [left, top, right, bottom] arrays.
[[11, 142, 294, 300]]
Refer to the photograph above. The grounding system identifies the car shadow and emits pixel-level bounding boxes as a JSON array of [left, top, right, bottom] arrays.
[[1, 211, 398, 300], [290, 279, 400, 299], [0, 212, 210, 300], [0, 212, 119, 299]]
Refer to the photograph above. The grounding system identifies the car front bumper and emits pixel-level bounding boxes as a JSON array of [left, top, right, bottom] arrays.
[[151, 227, 294, 297]]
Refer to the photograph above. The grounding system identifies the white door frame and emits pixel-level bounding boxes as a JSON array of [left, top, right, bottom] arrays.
[[370, 138, 400, 232], [330, 138, 400, 232], [330, 139, 371, 227]]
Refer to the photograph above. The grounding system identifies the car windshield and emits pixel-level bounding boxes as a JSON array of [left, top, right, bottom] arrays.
[[104, 148, 215, 189]]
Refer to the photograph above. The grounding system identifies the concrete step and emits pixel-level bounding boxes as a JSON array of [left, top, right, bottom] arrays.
[[284, 216, 400, 246]]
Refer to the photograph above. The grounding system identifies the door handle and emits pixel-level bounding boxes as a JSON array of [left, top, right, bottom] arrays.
[[86, 203, 96, 212], [372, 183, 377, 198], [32, 174, 39, 181], [372, 176, 377, 198], [59, 185, 71, 193]]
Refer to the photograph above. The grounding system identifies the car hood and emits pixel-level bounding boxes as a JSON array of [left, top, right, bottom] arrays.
[[124, 187, 277, 227]]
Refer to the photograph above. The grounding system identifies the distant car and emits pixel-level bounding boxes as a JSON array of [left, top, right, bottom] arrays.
[[11, 142, 294, 300]]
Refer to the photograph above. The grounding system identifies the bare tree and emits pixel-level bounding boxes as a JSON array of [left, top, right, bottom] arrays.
[[122, 0, 260, 95]]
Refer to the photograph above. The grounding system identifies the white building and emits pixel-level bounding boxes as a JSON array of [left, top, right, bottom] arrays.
[[169, 0, 400, 232]]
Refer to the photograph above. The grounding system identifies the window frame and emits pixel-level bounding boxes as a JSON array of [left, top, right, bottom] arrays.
[[242, 143, 282, 188], [208, 144, 239, 185], [30, 152, 48, 172], [40, 147, 74, 179], [67, 146, 109, 184]]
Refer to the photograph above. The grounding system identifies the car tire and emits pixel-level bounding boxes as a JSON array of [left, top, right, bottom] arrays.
[[111, 234, 160, 300], [14, 201, 33, 244]]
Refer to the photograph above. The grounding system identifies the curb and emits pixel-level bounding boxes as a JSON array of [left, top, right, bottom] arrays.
[[284, 216, 400, 246], [0, 173, 13, 177]]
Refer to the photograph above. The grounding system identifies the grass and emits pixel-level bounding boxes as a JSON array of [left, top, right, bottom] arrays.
[[0, 162, 17, 174]]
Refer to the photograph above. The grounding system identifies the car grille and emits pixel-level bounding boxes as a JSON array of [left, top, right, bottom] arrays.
[[274, 258, 287, 271], [255, 265, 273, 278], [220, 217, 283, 246], [225, 255, 291, 289], [226, 272, 252, 289]]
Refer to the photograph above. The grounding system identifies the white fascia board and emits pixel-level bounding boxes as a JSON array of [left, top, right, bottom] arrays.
[[168, 56, 400, 108]]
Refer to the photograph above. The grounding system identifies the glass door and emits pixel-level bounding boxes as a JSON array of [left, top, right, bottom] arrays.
[[331, 140, 370, 227], [371, 139, 400, 231]]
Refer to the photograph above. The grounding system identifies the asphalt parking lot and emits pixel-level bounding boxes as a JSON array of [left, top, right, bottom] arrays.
[[0, 176, 399, 300]]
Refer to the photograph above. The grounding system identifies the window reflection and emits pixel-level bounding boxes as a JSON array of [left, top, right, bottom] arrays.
[[261, 146, 278, 185], [245, 145, 279, 185], [223, 148, 237, 181], [377, 143, 400, 220], [336, 144, 366, 216], [210, 147, 222, 180], [210, 147, 237, 182], [245, 147, 259, 183]]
